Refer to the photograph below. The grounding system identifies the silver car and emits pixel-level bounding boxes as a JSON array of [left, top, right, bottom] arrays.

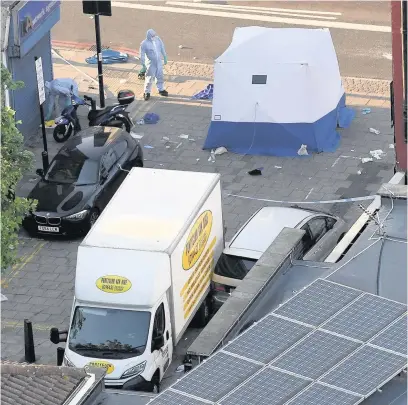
[[212, 206, 346, 312]]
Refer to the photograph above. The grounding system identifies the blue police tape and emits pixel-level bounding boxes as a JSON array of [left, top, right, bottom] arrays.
[[227, 194, 376, 205]]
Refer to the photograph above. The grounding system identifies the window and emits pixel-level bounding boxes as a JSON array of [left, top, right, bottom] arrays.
[[299, 225, 314, 258], [252, 75, 267, 85], [152, 303, 165, 340], [307, 217, 328, 243], [113, 140, 127, 161], [326, 217, 336, 230], [100, 148, 116, 175], [214, 254, 257, 281]]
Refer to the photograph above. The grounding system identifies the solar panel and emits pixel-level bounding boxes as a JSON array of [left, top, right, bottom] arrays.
[[321, 345, 407, 396], [219, 368, 310, 405], [322, 294, 407, 342], [271, 330, 361, 379], [171, 352, 262, 402], [370, 314, 407, 356], [275, 279, 362, 326], [147, 390, 208, 405], [224, 315, 312, 364], [286, 383, 361, 405]]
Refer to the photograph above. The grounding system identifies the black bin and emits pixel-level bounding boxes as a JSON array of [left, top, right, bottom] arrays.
[[118, 90, 135, 105]]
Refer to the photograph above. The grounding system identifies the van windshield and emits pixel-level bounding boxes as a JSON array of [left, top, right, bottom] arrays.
[[68, 306, 151, 359], [214, 253, 257, 281]]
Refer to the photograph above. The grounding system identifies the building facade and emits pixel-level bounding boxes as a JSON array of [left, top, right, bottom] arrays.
[[2, 1, 60, 140]]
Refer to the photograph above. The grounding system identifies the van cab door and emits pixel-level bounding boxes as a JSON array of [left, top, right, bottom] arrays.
[[151, 298, 172, 381]]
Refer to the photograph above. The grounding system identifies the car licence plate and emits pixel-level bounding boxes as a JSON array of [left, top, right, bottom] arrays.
[[38, 226, 59, 233]]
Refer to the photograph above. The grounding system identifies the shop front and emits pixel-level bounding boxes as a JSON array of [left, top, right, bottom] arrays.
[[5, 0, 60, 140]]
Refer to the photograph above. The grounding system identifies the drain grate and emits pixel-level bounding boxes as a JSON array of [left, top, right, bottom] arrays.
[[103, 68, 130, 79], [88, 44, 110, 52]]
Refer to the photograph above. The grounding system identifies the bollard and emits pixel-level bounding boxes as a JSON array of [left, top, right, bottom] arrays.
[[57, 347, 65, 366], [41, 151, 49, 172], [24, 319, 36, 363]]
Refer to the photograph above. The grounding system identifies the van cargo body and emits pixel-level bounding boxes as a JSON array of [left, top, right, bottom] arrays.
[[63, 168, 224, 390]]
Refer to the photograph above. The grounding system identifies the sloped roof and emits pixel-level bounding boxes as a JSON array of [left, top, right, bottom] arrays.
[[1, 362, 88, 405]]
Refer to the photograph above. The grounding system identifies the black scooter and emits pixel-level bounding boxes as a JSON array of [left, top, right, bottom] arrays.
[[53, 89, 136, 143]]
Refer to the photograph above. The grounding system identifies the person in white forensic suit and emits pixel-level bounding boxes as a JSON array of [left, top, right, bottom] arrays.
[[44, 78, 79, 126], [139, 29, 168, 101]]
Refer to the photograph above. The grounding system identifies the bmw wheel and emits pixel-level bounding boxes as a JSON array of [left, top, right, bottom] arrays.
[[88, 208, 100, 229]]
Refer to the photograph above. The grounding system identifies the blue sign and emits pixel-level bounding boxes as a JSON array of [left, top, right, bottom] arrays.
[[17, 0, 60, 44]]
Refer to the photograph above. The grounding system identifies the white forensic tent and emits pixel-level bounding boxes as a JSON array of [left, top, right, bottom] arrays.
[[203, 27, 354, 156]]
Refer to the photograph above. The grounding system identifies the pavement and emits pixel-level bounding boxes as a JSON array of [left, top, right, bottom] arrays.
[[51, 1, 392, 79], [1, 44, 396, 370]]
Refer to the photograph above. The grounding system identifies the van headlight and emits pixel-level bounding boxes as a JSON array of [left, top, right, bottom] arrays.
[[64, 355, 74, 367], [121, 361, 146, 378]]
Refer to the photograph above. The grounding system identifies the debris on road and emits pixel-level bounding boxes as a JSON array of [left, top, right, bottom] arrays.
[[178, 45, 184, 49], [192, 84, 214, 100], [274, 165, 282, 169], [144, 145, 154, 149], [0, 294, 7, 302], [361, 157, 373, 163], [175, 142, 183, 149], [389, 144, 395, 149], [179, 134, 189, 139], [130, 132, 144, 139], [370, 149, 385, 160], [248, 168, 263, 176], [136, 119, 145, 125], [369, 128, 380, 135], [297, 144, 308, 156], [176, 365, 184, 373], [214, 146, 228, 155], [143, 113, 160, 124], [362, 108, 371, 115], [357, 170, 362, 175], [208, 150, 216, 162]]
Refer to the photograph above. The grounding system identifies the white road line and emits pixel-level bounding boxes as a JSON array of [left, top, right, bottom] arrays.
[[166, 2, 338, 20], [167, 1, 342, 16], [111, 2, 391, 33]]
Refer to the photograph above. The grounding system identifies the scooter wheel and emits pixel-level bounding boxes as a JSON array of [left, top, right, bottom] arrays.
[[53, 124, 72, 143]]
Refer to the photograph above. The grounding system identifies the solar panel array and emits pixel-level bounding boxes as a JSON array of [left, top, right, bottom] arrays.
[[149, 279, 407, 405]]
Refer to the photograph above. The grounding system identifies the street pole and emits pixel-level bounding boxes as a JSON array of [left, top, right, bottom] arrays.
[[35, 56, 49, 172], [94, 13, 105, 108]]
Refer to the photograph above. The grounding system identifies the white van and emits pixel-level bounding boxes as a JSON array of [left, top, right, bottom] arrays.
[[54, 168, 224, 390]]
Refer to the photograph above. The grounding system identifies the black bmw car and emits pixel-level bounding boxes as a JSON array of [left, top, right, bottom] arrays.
[[23, 126, 143, 236]]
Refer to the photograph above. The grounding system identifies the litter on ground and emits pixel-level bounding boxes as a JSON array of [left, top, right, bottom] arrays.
[[248, 168, 263, 176], [192, 84, 213, 100], [274, 165, 282, 169], [143, 113, 160, 124], [389, 144, 395, 149], [297, 144, 309, 156], [357, 170, 362, 175], [361, 157, 373, 163], [179, 134, 189, 139], [362, 108, 371, 115], [175, 142, 183, 149], [130, 132, 144, 139], [136, 119, 145, 125], [144, 145, 154, 149], [214, 146, 228, 155], [370, 149, 385, 160], [369, 128, 380, 135]]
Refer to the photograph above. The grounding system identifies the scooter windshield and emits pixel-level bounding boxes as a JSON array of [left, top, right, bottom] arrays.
[[72, 94, 85, 106]]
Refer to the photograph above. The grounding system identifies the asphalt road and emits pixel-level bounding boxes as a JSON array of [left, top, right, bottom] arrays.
[[52, 1, 392, 79]]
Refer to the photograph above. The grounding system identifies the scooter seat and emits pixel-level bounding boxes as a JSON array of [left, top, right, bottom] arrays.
[[88, 106, 115, 121]]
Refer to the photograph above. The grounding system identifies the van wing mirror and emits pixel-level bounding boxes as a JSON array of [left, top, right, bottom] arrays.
[[50, 327, 68, 344], [153, 335, 164, 351]]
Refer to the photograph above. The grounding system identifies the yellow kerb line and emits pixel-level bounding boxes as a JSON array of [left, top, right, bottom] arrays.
[[1, 242, 46, 287]]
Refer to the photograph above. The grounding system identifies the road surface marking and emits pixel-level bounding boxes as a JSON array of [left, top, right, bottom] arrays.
[[167, 2, 339, 20], [1, 242, 46, 288], [2, 320, 55, 331], [112, 2, 391, 33], [305, 188, 314, 200], [168, 2, 342, 16]]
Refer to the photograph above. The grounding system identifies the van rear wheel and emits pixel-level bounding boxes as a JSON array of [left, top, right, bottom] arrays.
[[193, 298, 211, 328]]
